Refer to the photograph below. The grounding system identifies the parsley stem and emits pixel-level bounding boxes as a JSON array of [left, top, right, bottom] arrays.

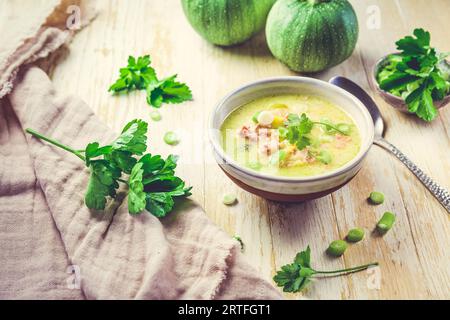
[[25, 128, 86, 161], [314, 262, 378, 275], [313, 122, 348, 135]]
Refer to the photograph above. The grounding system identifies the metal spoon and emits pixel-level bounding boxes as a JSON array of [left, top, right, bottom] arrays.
[[329, 76, 450, 214]]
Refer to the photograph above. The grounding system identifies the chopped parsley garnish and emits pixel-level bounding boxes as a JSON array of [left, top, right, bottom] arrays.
[[284, 113, 349, 150]]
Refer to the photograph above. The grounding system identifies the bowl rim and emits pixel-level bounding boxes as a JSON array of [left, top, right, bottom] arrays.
[[209, 76, 375, 183]]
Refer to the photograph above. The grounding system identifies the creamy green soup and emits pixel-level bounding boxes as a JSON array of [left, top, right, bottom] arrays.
[[220, 94, 361, 177]]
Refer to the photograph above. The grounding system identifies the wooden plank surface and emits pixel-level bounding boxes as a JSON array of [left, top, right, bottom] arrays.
[[16, 0, 450, 299]]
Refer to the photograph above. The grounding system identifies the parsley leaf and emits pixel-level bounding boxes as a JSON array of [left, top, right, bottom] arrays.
[[85, 142, 113, 165], [285, 113, 314, 150], [396, 28, 430, 56], [112, 119, 148, 155], [139, 154, 165, 173], [104, 150, 137, 174], [273, 263, 306, 293], [282, 113, 349, 153], [294, 245, 311, 267], [377, 28, 450, 121], [109, 55, 193, 108], [405, 79, 437, 121], [273, 246, 378, 293], [147, 75, 193, 108], [146, 193, 175, 218], [140, 154, 192, 217], [379, 71, 418, 93], [85, 160, 121, 210], [109, 55, 156, 92], [128, 162, 147, 214]]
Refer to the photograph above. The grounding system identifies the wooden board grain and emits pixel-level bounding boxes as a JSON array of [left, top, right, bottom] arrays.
[[15, 0, 450, 299]]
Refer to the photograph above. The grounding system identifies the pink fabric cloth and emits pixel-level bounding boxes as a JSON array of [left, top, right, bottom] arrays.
[[0, 1, 281, 300], [0, 0, 95, 98]]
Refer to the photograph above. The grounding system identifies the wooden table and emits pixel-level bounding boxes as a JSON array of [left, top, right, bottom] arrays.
[[37, 0, 450, 299]]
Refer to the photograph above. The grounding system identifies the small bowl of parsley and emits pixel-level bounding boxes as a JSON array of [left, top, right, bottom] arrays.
[[371, 28, 450, 122]]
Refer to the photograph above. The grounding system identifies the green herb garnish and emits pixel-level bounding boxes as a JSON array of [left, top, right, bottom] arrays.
[[285, 113, 314, 150], [109, 55, 193, 108], [108, 55, 156, 92], [147, 75, 193, 108], [233, 236, 245, 251], [273, 246, 378, 293], [25, 119, 191, 217], [284, 113, 349, 151], [377, 28, 450, 121]]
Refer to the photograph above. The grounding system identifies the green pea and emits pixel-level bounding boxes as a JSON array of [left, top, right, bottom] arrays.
[[270, 150, 287, 166], [377, 212, 396, 234], [369, 191, 385, 205], [150, 111, 161, 121], [223, 194, 237, 206], [337, 123, 351, 135], [248, 161, 262, 170], [252, 111, 262, 124], [346, 228, 365, 243], [319, 135, 334, 143], [278, 127, 288, 139], [316, 150, 332, 165], [327, 240, 348, 257], [309, 139, 319, 148], [164, 131, 179, 145]]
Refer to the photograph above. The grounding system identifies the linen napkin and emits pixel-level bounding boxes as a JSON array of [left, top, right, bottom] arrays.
[[0, 0, 281, 300]]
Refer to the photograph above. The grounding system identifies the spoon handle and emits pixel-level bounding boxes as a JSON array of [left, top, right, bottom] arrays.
[[375, 138, 450, 213]]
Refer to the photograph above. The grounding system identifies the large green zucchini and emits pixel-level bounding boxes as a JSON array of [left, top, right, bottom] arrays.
[[266, 0, 359, 72], [182, 0, 276, 46]]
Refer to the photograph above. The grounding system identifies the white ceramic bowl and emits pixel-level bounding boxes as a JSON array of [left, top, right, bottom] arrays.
[[209, 77, 374, 202]]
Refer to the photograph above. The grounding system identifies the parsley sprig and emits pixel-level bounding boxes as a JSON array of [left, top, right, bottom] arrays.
[[377, 28, 450, 121], [25, 119, 191, 217], [109, 55, 193, 108], [273, 246, 378, 293], [108, 55, 156, 92], [147, 75, 193, 108], [284, 113, 348, 150]]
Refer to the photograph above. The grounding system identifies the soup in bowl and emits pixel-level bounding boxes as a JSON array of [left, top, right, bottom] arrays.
[[209, 77, 374, 202]]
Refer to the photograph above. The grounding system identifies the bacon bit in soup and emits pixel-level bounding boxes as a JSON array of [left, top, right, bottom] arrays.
[[335, 134, 352, 149], [239, 126, 257, 141], [240, 126, 250, 138]]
